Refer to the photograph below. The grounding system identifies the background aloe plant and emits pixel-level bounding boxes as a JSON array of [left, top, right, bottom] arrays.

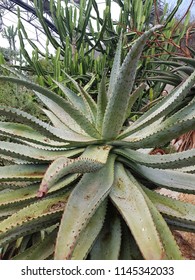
[[0, 25, 195, 260]]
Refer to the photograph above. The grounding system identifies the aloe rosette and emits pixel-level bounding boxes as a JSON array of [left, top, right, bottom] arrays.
[[0, 25, 195, 260]]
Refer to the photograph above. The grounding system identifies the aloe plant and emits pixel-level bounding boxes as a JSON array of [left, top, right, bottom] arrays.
[[0, 25, 195, 260]]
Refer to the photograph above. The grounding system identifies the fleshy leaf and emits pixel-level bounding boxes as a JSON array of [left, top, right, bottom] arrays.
[[132, 163, 195, 193], [12, 228, 58, 260], [110, 164, 165, 260], [102, 25, 163, 140], [38, 145, 111, 196], [54, 154, 115, 259], [140, 187, 183, 259], [90, 211, 121, 260], [71, 200, 107, 260]]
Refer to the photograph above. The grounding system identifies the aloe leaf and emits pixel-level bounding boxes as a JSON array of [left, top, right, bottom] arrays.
[[54, 154, 116, 260], [144, 187, 195, 224], [0, 106, 64, 143], [0, 192, 69, 247], [0, 174, 79, 220], [0, 106, 96, 144], [41, 109, 70, 130], [0, 77, 100, 139], [63, 72, 97, 121], [38, 145, 111, 196], [125, 83, 146, 119], [96, 73, 107, 133], [71, 200, 107, 260], [102, 25, 163, 140], [120, 69, 195, 139], [140, 187, 183, 260], [0, 184, 39, 207], [123, 99, 195, 148], [0, 141, 83, 162], [0, 174, 78, 208], [114, 148, 195, 169], [119, 224, 133, 260], [0, 164, 47, 182], [132, 164, 195, 193], [110, 164, 165, 260], [12, 228, 58, 260], [0, 121, 63, 147], [52, 80, 87, 115], [175, 165, 195, 173], [107, 32, 122, 98], [90, 211, 121, 260]]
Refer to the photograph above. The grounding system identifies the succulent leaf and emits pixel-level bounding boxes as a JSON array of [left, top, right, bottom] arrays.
[[144, 187, 195, 224], [120, 70, 195, 139], [90, 210, 121, 260], [102, 25, 163, 140], [0, 141, 83, 162], [132, 164, 195, 193], [12, 228, 58, 260], [71, 200, 107, 260], [0, 164, 47, 182], [96, 73, 107, 133], [38, 145, 111, 196], [54, 154, 115, 260], [110, 164, 165, 260], [0, 77, 100, 138], [140, 188, 183, 260], [114, 148, 195, 169], [107, 32, 122, 98], [0, 192, 69, 247]]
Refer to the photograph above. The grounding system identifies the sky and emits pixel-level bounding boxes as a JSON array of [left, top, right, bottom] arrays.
[[0, 0, 195, 51]]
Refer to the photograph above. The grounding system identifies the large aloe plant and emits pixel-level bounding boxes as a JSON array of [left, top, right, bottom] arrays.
[[0, 25, 195, 260]]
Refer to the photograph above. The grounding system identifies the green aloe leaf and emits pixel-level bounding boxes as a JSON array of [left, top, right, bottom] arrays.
[[62, 72, 97, 121], [0, 121, 64, 147], [96, 72, 108, 133], [140, 187, 183, 260], [144, 187, 195, 225], [125, 83, 146, 119], [110, 164, 165, 260], [90, 211, 121, 260], [71, 200, 107, 260], [107, 32, 122, 98], [0, 192, 69, 247], [0, 76, 100, 139], [0, 174, 79, 219], [54, 154, 115, 260], [102, 25, 163, 140], [0, 164, 47, 182], [38, 145, 111, 196], [0, 106, 96, 145], [114, 148, 195, 169], [118, 99, 195, 149], [120, 70, 195, 139], [41, 109, 71, 130], [0, 141, 83, 162], [12, 228, 58, 260], [133, 164, 195, 193]]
